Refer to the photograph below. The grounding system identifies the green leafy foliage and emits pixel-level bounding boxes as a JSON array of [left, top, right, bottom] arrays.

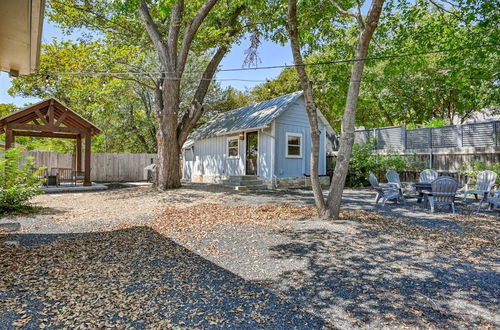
[[0, 149, 45, 215], [8, 40, 251, 153], [347, 143, 425, 187], [254, 4, 499, 130], [459, 161, 500, 185]]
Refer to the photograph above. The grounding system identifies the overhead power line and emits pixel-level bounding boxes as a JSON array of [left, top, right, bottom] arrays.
[[39, 43, 500, 78]]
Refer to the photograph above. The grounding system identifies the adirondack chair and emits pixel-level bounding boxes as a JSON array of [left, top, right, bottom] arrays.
[[462, 170, 498, 211], [486, 191, 500, 210], [419, 169, 438, 183], [424, 176, 458, 213], [386, 170, 416, 197], [369, 172, 405, 206]]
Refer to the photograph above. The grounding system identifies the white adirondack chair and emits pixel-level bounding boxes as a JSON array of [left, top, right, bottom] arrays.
[[369, 172, 405, 206], [486, 191, 500, 210], [419, 169, 438, 183], [424, 176, 459, 213], [463, 170, 498, 211]]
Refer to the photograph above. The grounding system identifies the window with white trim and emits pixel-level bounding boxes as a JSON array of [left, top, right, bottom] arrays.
[[286, 132, 302, 158], [227, 137, 239, 158]]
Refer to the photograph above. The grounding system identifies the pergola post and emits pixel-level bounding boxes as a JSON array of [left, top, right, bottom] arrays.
[[5, 127, 13, 149], [76, 135, 82, 172], [84, 131, 91, 186]]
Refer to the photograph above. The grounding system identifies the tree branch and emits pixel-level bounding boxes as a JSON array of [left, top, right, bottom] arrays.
[[177, 5, 245, 143], [355, 0, 365, 28], [138, 1, 171, 69], [329, 0, 358, 19], [167, 0, 184, 69], [177, 0, 219, 74]]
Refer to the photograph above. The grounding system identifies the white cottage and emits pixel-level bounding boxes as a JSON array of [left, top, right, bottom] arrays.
[[182, 91, 335, 189]]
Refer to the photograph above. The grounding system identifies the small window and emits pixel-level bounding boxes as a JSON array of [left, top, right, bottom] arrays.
[[227, 137, 239, 158], [286, 133, 302, 158]]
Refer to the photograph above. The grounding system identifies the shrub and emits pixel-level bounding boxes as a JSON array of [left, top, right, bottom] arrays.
[[0, 148, 45, 214], [347, 143, 410, 187], [459, 161, 500, 184]]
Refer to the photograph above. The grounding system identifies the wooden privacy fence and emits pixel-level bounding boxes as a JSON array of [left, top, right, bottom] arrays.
[[355, 120, 500, 150], [13, 152, 158, 182]]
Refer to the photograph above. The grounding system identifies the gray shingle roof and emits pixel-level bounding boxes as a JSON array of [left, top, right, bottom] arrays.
[[189, 91, 303, 140]]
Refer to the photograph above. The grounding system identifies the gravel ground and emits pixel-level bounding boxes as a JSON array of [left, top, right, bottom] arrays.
[[1, 183, 499, 328], [0, 227, 327, 329]]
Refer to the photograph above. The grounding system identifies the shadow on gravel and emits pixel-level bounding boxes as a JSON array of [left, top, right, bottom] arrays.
[[268, 225, 499, 328], [1, 227, 328, 329]]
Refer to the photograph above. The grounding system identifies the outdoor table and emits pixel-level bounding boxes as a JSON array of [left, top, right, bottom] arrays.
[[413, 182, 432, 203]]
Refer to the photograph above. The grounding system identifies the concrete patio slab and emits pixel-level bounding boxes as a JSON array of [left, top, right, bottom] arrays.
[[42, 183, 108, 194]]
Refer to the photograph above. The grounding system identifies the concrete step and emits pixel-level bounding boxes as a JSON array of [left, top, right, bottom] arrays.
[[233, 184, 268, 191], [226, 175, 259, 181], [222, 179, 263, 186]]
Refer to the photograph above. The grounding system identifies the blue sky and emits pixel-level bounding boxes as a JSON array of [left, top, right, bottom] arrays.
[[0, 19, 292, 107]]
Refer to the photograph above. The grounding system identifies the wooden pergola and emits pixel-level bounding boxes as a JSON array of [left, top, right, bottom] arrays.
[[0, 98, 101, 186]]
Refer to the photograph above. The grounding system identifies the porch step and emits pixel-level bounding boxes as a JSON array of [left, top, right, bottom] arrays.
[[222, 179, 263, 186], [233, 184, 268, 191], [225, 175, 259, 181], [221, 175, 267, 190]]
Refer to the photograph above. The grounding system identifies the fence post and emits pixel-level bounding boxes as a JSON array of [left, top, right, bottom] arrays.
[[402, 126, 408, 150], [428, 127, 433, 168], [493, 121, 498, 146], [457, 124, 462, 148], [461, 123, 465, 147]]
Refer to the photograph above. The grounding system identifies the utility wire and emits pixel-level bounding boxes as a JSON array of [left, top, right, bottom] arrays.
[[39, 43, 499, 77]]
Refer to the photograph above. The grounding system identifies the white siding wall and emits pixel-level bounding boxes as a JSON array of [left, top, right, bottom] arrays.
[[274, 98, 326, 178], [189, 135, 245, 177]]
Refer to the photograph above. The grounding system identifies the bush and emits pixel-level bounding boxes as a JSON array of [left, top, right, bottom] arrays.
[[346, 143, 428, 187], [347, 143, 410, 187], [0, 148, 45, 214], [459, 161, 500, 184]]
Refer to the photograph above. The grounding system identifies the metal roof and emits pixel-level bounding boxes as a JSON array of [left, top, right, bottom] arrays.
[[189, 91, 304, 140]]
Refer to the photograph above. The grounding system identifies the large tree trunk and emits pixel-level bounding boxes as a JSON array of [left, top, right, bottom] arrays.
[[156, 124, 182, 189], [156, 77, 182, 189], [287, 0, 328, 217], [326, 0, 385, 218], [138, 0, 244, 191]]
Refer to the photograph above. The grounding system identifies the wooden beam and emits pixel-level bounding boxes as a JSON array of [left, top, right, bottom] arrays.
[[76, 135, 82, 172], [48, 99, 55, 125], [1, 100, 50, 123], [84, 132, 92, 186], [5, 129, 13, 149], [35, 109, 49, 125], [13, 131, 79, 139], [9, 123, 85, 134], [33, 118, 41, 125], [54, 111, 68, 127]]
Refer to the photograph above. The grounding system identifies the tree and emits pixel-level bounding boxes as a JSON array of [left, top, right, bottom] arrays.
[[132, 0, 248, 189], [253, 3, 499, 130], [288, 0, 385, 218], [9, 37, 249, 153], [25, 0, 252, 188]]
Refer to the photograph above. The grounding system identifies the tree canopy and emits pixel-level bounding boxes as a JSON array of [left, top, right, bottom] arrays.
[[4, 0, 498, 153]]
